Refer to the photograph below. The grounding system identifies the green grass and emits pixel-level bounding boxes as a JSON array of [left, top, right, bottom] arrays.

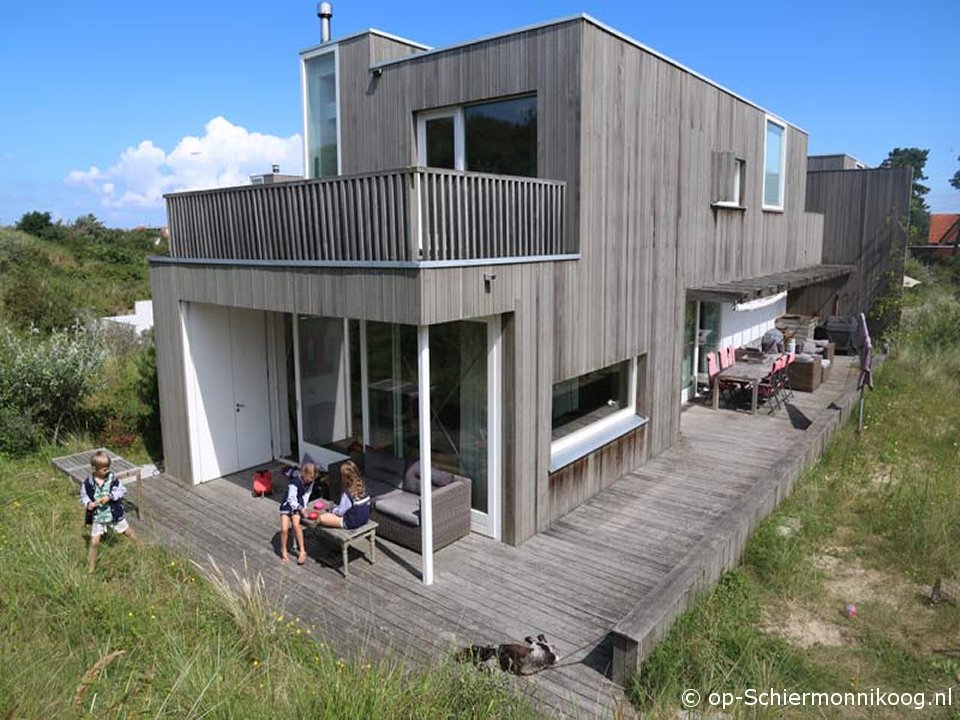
[[630, 261, 960, 718], [0, 451, 543, 719]]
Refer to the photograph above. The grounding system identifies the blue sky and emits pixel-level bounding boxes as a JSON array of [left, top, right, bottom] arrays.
[[0, 0, 957, 228]]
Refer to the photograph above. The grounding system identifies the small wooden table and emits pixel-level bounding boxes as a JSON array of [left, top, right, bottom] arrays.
[[302, 512, 378, 577], [713, 357, 775, 416], [51, 447, 144, 519]]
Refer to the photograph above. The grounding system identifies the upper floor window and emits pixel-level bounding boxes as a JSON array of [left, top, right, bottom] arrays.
[[763, 117, 786, 210], [302, 48, 339, 178], [711, 152, 747, 208], [417, 95, 537, 177]]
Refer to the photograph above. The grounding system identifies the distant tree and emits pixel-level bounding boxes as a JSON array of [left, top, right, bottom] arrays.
[[16, 211, 53, 236], [880, 147, 930, 242], [950, 155, 960, 191]]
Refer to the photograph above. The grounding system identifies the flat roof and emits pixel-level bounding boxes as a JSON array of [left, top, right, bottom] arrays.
[[367, 13, 803, 133], [300, 28, 432, 56]]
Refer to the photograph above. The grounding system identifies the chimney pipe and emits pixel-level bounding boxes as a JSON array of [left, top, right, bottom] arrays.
[[318, 2, 333, 43]]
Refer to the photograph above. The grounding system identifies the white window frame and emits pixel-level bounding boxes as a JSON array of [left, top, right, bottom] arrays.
[[416, 107, 465, 169], [549, 357, 639, 463], [762, 116, 787, 211], [300, 45, 341, 179]]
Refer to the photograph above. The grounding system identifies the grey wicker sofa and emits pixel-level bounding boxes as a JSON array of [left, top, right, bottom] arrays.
[[326, 447, 471, 554]]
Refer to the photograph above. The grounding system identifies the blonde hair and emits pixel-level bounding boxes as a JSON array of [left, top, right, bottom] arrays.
[[90, 451, 111, 470], [340, 460, 365, 499], [300, 462, 317, 481]]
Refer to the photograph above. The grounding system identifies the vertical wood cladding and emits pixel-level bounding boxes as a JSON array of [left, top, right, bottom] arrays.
[[793, 167, 911, 333]]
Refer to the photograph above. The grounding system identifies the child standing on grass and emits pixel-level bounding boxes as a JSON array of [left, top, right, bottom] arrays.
[[278, 462, 319, 565], [81, 451, 138, 573], [318, 460, 371, 530]]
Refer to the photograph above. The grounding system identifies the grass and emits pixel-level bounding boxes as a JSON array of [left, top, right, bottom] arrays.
[[0, 450, 543, 719], [631, 260, 960, 718]]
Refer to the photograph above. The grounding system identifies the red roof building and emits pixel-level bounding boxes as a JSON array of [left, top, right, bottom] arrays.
[[928, 214, 960, 256]]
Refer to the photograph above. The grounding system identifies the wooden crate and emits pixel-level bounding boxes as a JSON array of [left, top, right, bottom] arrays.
[[789, 358, 821, 392]]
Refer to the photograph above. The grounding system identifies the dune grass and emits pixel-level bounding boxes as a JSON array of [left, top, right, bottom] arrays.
[[630, 261, 960, 718], [0, 449, 542, 719]]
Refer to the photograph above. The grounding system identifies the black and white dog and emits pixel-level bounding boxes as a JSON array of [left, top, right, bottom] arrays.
[[456, 634, 560, 675]]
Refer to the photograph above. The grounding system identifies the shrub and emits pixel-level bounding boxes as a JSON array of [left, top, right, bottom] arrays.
[[0, 322, 106, 447], [0, 404, 42, 456]]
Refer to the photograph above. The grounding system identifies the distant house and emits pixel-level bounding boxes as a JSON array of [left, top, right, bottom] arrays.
[[102, 300, 154, 336], [150, 13, 911, 581], [928, 213, 960, 256]]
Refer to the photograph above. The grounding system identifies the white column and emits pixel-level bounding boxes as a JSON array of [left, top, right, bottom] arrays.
[[417, 325, 434, 585]]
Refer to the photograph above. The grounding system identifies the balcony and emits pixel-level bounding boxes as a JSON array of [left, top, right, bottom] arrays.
[[165, 167, 569, 265]]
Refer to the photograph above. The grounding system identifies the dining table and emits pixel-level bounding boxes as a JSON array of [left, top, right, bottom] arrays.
[[713, 354, 776, 415]]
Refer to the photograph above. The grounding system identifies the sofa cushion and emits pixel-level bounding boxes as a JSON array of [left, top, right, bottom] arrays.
[[364, 446, 405, 489], [403, 460, 456, 493], [374, 491, 421, 527]]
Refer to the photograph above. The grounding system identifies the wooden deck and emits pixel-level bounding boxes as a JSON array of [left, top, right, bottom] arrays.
[[136, 355, 863, 719]]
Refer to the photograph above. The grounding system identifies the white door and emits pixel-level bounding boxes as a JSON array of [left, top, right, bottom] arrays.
[[184, 304, 273, 483]]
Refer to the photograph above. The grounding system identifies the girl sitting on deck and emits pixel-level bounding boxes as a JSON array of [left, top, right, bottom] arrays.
[[279, 461, 318, 564], [317, 460, 371, 530]]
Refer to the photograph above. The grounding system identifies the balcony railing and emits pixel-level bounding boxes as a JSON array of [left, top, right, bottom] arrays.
[[165, 167, 568, 264]]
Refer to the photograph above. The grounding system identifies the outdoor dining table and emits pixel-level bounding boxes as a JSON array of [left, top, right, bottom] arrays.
[[713, 355, 776, 416]]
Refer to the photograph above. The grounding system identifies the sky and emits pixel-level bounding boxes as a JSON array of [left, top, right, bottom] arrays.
[[0, 0, 957, 228]]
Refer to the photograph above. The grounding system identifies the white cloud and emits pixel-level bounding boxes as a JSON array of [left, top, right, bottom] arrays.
[[66, 117, 302, 210]]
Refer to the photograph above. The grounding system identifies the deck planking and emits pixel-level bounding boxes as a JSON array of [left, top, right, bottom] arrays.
[[136, 355, 862, 718]]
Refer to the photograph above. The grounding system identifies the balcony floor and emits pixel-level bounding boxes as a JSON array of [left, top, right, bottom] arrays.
[[136, 355, 863, 719]]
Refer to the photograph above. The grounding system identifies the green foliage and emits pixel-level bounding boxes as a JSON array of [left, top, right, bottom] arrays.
[[950, 155, 960, 191], [15, 210, 54, 236], [0, 323, 106, 451], [136, 331, 163, 455], [0, 219, 163, 332], [880, 147, 930, 242], [0, 453, 542, 719]]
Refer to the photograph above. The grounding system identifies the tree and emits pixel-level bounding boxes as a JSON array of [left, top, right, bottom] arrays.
[[880, 147, 930, 242], [951, 155, 960, 191], [16, 210, 53, 236]]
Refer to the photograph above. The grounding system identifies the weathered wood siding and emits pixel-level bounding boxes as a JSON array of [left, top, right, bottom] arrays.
[[793, 167, 911, 334], [337, 22, 583, 255]]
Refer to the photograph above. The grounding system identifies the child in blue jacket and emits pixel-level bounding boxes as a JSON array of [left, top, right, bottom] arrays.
[[81, 451, 138, 573], [279, 462, 318, 564]]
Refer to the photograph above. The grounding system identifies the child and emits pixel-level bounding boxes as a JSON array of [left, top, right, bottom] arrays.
[[278, 462, 319, 564], [81, 451, 138, 573], [318, 460, 371, 530]]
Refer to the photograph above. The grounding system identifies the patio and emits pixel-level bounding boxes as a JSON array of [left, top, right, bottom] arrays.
[[136, 354, 863, 719]]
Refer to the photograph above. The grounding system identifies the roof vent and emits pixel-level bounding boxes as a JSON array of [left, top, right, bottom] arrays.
[[318, 2, 333, 43]]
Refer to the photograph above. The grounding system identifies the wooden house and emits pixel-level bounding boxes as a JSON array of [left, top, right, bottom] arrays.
[[150, 14, 906, 582]]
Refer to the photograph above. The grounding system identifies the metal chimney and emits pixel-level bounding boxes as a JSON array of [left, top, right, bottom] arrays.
[[318, 2, 333, 43]]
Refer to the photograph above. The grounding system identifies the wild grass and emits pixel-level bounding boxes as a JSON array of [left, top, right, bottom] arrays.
[[0, 452, 542, 719], [630, 259, 960, 718]]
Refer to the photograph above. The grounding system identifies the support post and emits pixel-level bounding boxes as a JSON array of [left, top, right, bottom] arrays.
[[417, 325, 434, 585]]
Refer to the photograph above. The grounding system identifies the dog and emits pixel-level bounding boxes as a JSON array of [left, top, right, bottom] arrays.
[[455, 634, 560, 675]]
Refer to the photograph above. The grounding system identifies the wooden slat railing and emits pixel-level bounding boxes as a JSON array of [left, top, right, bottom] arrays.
[[165, 167, 568, 263]]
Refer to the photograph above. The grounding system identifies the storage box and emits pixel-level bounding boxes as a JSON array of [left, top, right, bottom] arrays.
[[789, 358, 821, 392]]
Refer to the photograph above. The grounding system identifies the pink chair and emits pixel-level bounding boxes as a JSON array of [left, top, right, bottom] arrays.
[[726, 346, 737, 367], [718, 346, 731, 370], [759, 355, 787, 411]]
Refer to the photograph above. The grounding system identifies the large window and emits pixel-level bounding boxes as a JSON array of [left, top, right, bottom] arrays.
[[550, 358, 644, 471], [303, 49, 339, 178], [418, 95, 537, 177], [763, 117, 786, 209]]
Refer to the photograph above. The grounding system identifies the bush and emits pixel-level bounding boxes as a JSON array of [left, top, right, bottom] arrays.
[[0, 323, 106, 448], [0, 404, 42, 456]]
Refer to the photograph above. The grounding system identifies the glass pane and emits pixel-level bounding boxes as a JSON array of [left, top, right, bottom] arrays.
[[551, 360, 630, 442], [305, 52, 338, 178], [681, 302, 696, 392], [298, 317, 348, 447], [429, 321, 488, 512], [365, 322, 418, 458], [764, 122, 783, 206], [465, 96, 537, 177], [425, 116, 456, 169], [697, 303, 720, 375]]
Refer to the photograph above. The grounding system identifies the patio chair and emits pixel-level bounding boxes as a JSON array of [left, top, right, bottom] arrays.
[[758, 355, 787, 413], [718, 346, 732, 370], [707, 351, 742, 406]]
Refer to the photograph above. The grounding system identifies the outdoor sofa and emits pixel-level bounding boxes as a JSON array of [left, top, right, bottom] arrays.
[[326, 446, 471, 553]]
